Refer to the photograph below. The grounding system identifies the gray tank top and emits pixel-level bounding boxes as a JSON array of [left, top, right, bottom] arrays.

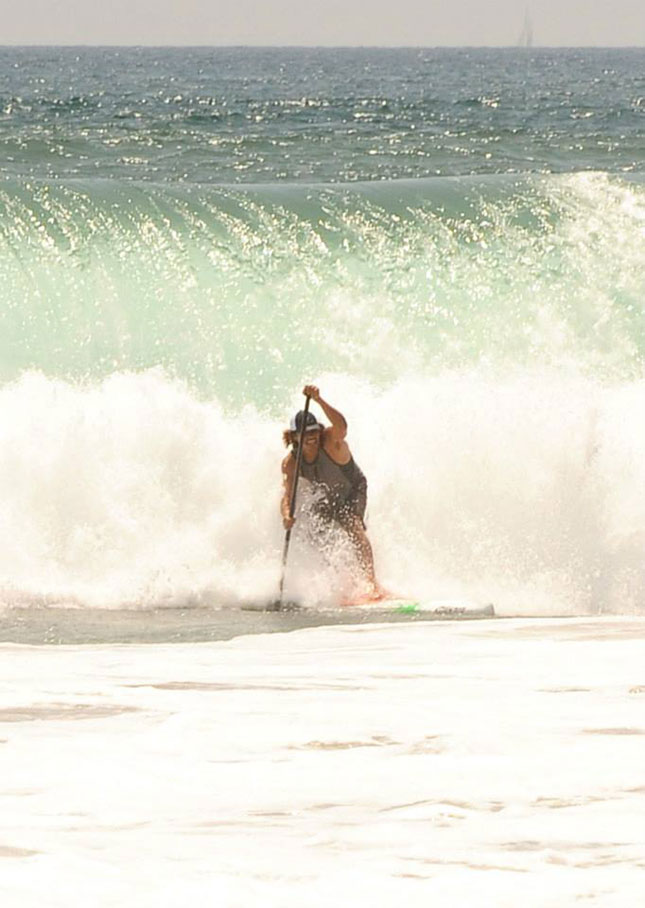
[[297, 446, 365, 513]]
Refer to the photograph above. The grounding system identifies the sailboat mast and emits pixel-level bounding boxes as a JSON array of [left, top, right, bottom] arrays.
[[518, 8, 534, 47]]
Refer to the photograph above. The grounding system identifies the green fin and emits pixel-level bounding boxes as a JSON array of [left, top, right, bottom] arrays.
[[395, 601, 420, 613]]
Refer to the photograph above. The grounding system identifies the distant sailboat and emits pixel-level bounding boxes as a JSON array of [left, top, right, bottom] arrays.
[[518, 9, 534, 47]]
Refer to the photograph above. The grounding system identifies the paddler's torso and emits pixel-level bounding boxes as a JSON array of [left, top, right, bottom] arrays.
[[293, 431, 366, 517]]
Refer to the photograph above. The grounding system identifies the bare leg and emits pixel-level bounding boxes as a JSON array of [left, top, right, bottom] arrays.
[[342, 514, 382, 598]]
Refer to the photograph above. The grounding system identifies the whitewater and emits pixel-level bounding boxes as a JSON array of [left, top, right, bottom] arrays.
[[2, 171, 645, 614], [1, 47, 645, 906]]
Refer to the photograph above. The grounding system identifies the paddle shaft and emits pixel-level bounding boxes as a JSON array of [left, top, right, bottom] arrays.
[[277, 395, 312, 604]]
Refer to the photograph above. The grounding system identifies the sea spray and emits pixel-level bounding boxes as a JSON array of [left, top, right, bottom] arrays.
[[1, 134, 645, 612], [2, 367, 645, 613], [1, 173, 645, 403]]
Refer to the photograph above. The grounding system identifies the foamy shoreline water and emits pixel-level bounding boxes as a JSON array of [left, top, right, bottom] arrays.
[[1, 617, 644, 907], [0, 604, 485, 646]]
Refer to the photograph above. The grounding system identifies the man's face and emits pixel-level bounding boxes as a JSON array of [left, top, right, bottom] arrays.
[[301, 428, 321, 461]]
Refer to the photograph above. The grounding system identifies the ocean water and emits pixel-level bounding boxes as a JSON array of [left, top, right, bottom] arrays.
[[3, 618, 645, 906], [4, 49, 645, 908], [1, 47, 645, 617]]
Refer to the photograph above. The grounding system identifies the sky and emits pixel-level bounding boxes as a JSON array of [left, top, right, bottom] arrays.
[[1, 0, 644, 47]]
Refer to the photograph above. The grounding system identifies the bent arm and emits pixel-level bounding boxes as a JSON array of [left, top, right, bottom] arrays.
[[304, 385, 347, 441], [281, 454, 296, 528]]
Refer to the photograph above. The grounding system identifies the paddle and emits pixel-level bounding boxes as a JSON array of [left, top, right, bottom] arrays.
[[271, 393, 312, 611]]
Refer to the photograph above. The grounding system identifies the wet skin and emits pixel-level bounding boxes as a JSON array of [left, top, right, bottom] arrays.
[[281, 426, 381, 598]]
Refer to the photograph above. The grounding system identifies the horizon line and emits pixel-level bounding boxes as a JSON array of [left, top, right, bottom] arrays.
[[0, 43, 644, 50]]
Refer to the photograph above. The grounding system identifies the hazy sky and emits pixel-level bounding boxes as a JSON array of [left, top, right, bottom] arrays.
[[2, 0, 644, 47]]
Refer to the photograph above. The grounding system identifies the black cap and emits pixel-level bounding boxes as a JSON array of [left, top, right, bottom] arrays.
[[290, 410, 322, 433]]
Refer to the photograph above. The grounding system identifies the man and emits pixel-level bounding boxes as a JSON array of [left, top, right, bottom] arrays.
[[281, 384, 382, 600]]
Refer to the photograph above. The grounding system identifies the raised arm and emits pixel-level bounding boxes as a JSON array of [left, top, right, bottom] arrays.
[[303, 384, 347, 441]]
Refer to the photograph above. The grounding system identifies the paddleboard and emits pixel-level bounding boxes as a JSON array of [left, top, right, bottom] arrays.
[[241, 597, 494, 618], [343, 597, 495, 618]]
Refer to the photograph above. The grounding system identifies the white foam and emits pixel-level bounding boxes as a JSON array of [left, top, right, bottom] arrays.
[[1, 367, 645, 613], [0, 617, 644, 906]]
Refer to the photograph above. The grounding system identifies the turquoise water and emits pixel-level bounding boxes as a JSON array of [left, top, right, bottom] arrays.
[[1, 173, 644, 408], [1, 48, 645, 613]]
